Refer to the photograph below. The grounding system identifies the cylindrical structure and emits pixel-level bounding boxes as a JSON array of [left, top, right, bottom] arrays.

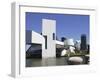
[[64, 38, 74, 46]]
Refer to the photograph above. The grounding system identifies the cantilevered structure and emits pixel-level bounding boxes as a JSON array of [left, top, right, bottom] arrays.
[[26, 19, 64, 58]]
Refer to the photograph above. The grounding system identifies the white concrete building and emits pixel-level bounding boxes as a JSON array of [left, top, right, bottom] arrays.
[[42, 19, 56, 58], [26, 19, 58, 58], [26, 19, 79, 58], [26, 30, 45, 57]]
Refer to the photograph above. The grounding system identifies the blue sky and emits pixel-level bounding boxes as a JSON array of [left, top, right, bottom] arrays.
[[26, 12, 89, 43]]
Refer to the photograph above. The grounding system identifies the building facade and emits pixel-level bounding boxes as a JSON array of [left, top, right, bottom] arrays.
[[80, 34, 87, 50]]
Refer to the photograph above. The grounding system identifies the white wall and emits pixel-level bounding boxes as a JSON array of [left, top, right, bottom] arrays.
[[26, 30, 45, 55], [26, 30, 45, 44], [56, 40, 64, 45], [42, 19, 56, 58], [0, 0, 100, 80], [31, 31, 45, 44]]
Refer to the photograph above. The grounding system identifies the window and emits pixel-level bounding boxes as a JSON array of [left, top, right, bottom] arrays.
[[53, 33, 55, 40], [44, 35, 47, 49]]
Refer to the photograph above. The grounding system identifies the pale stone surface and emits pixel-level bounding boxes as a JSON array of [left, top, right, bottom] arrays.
[[68, 57, 83, 63]]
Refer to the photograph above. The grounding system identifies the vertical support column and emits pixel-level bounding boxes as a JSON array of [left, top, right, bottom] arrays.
[[42, 19, 56, 58], [11, 2, 20, 77]]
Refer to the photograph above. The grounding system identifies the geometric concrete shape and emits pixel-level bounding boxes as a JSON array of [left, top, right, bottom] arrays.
[[42, 19, 56, 58], [26, 30, 45, 44], [26, 30, 45, 58], [56, 40, 64, 45]]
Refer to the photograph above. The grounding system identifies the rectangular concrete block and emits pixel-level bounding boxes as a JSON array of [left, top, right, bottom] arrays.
[[42, 19, 56, 58]]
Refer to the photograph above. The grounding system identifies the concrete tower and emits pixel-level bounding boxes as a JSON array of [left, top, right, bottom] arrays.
[[42, 19, 56, 58]]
